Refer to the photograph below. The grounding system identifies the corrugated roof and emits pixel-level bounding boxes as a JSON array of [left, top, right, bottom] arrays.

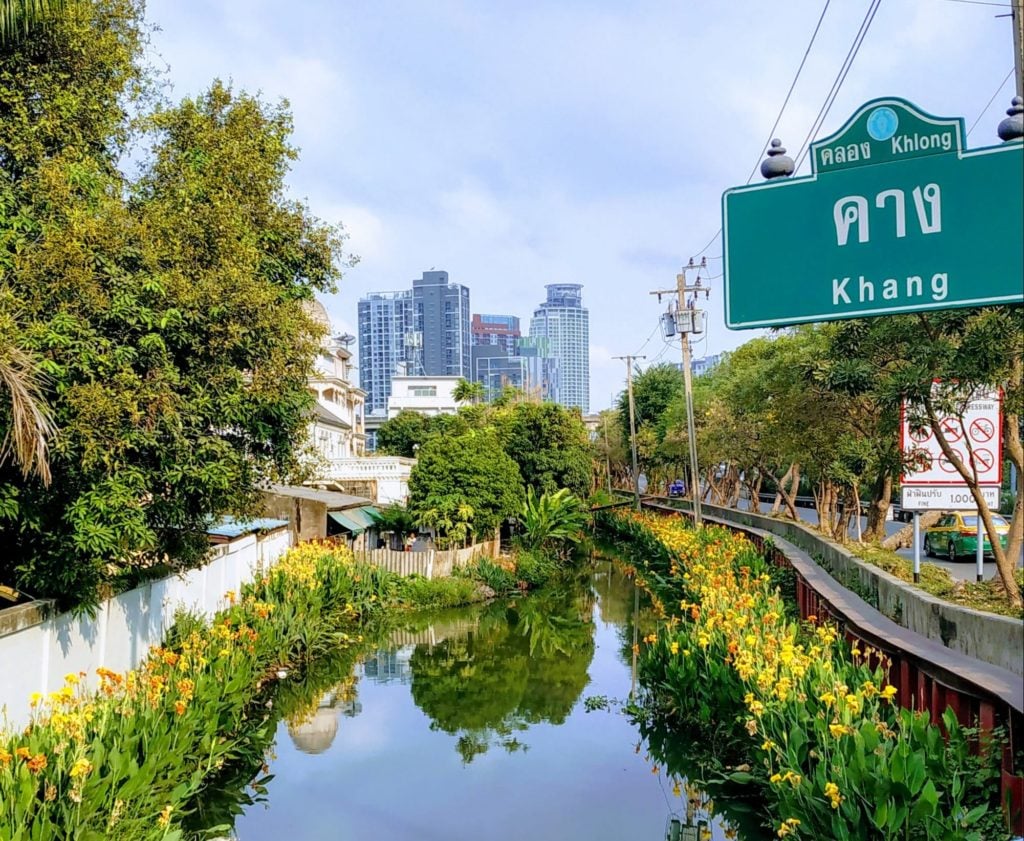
[[327, 506, 381, 535], [206, 516, 290, 538], [328, 510, 365, 534], [265, 484, 371, 508]]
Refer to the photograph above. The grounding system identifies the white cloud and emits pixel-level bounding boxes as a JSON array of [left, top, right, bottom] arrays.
[[145, 0, 1013, 410]]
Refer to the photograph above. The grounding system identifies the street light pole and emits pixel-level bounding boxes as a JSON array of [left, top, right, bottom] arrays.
[[650, 260, 710, 526]]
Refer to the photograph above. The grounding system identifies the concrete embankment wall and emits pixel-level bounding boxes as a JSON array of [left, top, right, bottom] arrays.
[[0, 527, 291, 730], [695, 501, 1024, 677]]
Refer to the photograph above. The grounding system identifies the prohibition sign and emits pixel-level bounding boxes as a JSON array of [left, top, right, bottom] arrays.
[[939, 450, 962, 473], [971, 448, 995, 473], [969, 418, 995, 443], [908, 425, 932, 444], [939, 418, 963, 443]]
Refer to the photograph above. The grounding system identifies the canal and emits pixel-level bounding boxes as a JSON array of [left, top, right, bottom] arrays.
[[210, 559, 757, 841]]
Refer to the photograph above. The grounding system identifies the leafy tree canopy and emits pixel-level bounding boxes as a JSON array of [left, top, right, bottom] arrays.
[[408, 428, 523, 544], [0, 1, 349, 608]]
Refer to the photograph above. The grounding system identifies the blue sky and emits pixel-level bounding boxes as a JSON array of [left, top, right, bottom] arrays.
[[146, 0, 1017, 410]]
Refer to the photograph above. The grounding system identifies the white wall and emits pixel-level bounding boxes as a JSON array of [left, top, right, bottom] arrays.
[[0, 527, 291, 730]]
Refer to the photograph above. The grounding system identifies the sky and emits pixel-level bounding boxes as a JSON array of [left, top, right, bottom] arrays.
[[145, 0, 1018, 411]]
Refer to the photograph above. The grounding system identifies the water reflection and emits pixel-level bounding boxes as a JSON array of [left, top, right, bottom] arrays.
[[371, 585, 597, 763], [196, 560, 766, 841], [286, 683, 362, 755]]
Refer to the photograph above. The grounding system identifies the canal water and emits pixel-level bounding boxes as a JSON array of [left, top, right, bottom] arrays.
[[226, 561, 751, 841]]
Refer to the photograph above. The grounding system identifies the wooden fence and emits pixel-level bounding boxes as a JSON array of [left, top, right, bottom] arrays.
[[353, 539, 500, 580]]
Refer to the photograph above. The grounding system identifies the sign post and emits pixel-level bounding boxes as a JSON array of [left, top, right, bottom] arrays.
[[900, 387, 1002, 581], [722, 98, 1023, 329]]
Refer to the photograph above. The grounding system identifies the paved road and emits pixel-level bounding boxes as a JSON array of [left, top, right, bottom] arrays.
[[732, 498, 1021, 583]]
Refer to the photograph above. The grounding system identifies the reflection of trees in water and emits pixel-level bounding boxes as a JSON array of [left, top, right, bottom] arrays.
[[636, 706, 773, 840], [409, 586, 596, 762]]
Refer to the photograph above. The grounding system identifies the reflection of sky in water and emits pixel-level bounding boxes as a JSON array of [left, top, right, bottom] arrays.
[[233, 563, 743, 841]]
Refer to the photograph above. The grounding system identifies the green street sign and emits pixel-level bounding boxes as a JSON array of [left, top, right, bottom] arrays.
[[722, 97, 1023, 330]]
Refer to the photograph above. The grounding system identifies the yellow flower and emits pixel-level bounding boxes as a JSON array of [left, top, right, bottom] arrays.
[[670, 642, 679, 655], [777, 818, 801, 837], [824, 781, 843, 809], [818, 691, 835, 705], [70, 757, 93, 778], [64, 672, 80, 685], [761, 739, 776, 751], [829, 723, 851, 738], [158, 804, 174, 827], [880, 685, 898, 701], [770, 773, 783, 785], [29, 692, 43, 708]]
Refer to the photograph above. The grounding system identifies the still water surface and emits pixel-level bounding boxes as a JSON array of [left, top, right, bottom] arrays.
[[231, 562, 742, 841]]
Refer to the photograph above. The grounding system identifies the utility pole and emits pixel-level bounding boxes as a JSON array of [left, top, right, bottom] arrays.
[[603, 412, 612, 495], [650, 259, 710, 526], [613, 354, 645, 510]]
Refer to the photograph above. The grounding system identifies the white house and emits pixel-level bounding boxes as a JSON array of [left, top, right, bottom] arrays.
[[305, 301, 366, 462], [386, 375, 461, 419]]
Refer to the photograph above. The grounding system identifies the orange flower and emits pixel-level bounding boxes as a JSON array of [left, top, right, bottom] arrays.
[[26, 753, 47, 774]]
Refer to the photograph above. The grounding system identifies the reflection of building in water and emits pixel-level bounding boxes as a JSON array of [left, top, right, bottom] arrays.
[[362, 647, 415, 685], [286, 685, 363, 755]]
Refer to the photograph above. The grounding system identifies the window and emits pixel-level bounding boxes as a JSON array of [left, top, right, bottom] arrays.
[[409, 386, 436, 397]]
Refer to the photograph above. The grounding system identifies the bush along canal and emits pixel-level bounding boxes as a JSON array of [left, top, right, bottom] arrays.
[[1, 539, 751, 840], [596, 508, 1010, 841]]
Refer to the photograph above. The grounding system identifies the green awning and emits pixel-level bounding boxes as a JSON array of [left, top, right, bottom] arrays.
[[328, 510, 366, 534], [327, 506, 381, 535]]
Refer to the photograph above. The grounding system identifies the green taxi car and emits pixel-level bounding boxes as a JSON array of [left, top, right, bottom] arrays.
[[923, 513, 1010, 561]]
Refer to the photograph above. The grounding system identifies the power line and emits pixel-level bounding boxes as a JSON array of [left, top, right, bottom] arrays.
[[934, 0, 1010, 6], [744, 0, 833, 186], [691, 0, 832, 262], [794, 0, 883, 174], [967, 68, 1014, 136], [632, 321, 661, 357]]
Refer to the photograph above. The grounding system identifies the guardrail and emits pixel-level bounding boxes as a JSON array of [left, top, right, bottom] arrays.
[[619, 496, 1023, 833]]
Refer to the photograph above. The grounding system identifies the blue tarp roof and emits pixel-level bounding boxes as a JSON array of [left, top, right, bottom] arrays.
[[206, 516, 290, 539]]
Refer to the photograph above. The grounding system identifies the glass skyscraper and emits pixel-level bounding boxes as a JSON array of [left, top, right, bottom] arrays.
[[528, 284, 589, 413], [357, 271, 471, 418]]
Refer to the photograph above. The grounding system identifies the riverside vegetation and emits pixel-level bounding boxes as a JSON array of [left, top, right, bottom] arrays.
[[0, 533, 589, 840], [597, 508, 1008, 841]]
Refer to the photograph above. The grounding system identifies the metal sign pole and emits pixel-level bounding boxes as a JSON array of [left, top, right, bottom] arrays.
[[912, 512, 921, 584], [976, 518, 985, 583]]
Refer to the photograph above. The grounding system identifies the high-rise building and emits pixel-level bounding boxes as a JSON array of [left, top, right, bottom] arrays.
[[357, 270, 471, 422], [528, 284, 589, 413], [471, 313, 521, 356], [357, 290, 415, 417], [414, 271, 471, 380]]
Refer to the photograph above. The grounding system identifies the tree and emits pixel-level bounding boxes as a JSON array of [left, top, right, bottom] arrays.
[[1, 0, 67, 47], [827, 309, 1024, 607], [408, 428, 523, 545], [494, 401, 591, 497], [0, 5, 348, 608], [368, 503, 417, 549], [453, 378, 485, 405], [616, 363, 682, 448], [375, 410, 429, 458]]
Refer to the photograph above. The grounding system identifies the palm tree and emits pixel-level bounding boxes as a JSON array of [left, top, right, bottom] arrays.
[[1, 0, 68, 47], [0, 342, 55, 485], [452, 378, 485, 405]]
